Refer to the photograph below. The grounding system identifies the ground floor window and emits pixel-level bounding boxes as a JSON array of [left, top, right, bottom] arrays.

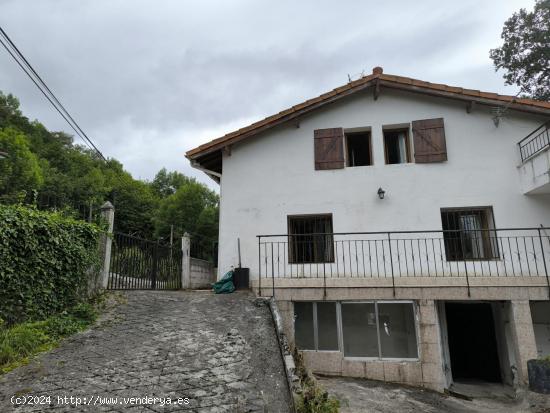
[[294, 301, 338, 351], [294, 300, 419, 359]]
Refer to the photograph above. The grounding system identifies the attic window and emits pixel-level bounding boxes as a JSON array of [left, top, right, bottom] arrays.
[[384, 128, 411, 164], [345, 131, 372, 167]]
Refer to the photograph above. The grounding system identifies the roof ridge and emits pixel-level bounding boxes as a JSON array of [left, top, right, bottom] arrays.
[[187, 68, 550, 158]]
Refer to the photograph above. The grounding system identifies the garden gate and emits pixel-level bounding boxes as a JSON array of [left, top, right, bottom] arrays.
[[106, 232, 182, 290]]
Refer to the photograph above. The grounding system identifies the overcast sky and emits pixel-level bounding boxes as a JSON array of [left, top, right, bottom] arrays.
[[0, 0, 533, 189]]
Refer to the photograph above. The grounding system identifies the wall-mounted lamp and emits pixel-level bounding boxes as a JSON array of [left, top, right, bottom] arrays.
[[377, 187, 386, 199]]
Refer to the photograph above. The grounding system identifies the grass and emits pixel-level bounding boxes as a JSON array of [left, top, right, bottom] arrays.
[[0, 302, 98, 374]]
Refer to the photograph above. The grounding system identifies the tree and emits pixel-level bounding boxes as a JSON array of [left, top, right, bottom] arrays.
[[0, 90, 220, 244], [151, 167, 191, 198], [154, 180, 219, 242], [490, 0, 550, 101], [105, 169, 159, 237], [0, 127, 43, 202]]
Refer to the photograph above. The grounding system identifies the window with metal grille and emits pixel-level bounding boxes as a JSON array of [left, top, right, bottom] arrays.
[[441, 207, 499, 261], [288, 214, 334, 263]]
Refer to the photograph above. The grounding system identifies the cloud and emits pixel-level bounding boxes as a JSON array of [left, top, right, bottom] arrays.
[[0, 0, 534, 189]]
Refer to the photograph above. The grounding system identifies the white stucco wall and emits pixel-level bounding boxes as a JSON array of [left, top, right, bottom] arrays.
[[518, 147, 550, 194], [216, 88, 550, 278]]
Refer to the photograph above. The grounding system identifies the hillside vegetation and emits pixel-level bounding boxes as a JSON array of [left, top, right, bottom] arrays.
[[0, 91, 218, 243]]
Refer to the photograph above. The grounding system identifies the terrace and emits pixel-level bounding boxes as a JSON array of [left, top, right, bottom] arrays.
[[256, 228, 550, 298]]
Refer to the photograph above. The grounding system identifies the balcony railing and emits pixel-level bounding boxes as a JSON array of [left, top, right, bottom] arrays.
[[518, 122, 550, 163], [257, 228, 550, 297]]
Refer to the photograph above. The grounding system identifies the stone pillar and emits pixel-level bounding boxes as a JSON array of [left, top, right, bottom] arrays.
[[509, 300, 538, 386], [181, 233, 191, 289], [100, 201, 115, 289], [418, 300, 446, 392]]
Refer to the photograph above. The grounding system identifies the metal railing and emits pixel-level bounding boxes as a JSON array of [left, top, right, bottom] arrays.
[[258, 228, 550, 297], [518, 122, 550, 163]]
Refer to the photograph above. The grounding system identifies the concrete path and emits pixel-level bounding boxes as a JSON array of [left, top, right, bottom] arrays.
[[318, 376, 550, 413], [0, 291, 292, 412]]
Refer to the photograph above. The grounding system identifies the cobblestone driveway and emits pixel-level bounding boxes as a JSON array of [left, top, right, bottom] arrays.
[[0, 291, 292, 412]]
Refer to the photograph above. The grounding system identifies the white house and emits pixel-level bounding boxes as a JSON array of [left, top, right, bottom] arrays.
[[187, 67, 550, 393]]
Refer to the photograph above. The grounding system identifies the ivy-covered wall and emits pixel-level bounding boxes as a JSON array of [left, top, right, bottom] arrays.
[[0, 205, 101, 325]]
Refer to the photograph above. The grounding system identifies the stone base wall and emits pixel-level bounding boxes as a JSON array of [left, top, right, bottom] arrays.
[[277, 298, 446, 391], [272, 281, 546, 392]]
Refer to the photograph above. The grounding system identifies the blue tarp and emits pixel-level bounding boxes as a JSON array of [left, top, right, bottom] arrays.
[[212, 270, 235, 294]]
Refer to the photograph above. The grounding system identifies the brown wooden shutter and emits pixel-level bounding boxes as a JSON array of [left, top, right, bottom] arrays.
[[412, 118, 447, 163], [314, 128, 345, 170]]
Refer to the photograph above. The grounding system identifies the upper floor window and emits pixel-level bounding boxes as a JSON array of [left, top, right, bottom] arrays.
[[441, 207, 499, 260], [313, 118, 447, 170], [288, 214, 334, 263], [346, 131, 372, 167], [383, 128, 411, 164]]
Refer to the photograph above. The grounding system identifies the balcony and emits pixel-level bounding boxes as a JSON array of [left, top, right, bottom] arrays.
[[257, 229, 550, 297], [518, 122, 550, 194]]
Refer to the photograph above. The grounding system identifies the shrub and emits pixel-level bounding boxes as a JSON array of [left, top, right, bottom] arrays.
[[294, 349, 340, 413], [0, 205, 101, 325]]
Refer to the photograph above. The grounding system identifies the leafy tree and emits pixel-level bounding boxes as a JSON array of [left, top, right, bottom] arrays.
[[0, 90, 219, 244], [0, 127, 43, 202], [151, 167, 191, 198], [490, 0, 550, 100], [154, 179, 219, 242], [0, 93, 30, 134], [107, 171, 159, 237]]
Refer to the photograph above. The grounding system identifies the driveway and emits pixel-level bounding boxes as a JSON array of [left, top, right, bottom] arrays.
[[0, 291, 292, 412]]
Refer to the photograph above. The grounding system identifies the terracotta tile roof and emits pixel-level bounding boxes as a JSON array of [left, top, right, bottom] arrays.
[[187, 68, 550, 159]]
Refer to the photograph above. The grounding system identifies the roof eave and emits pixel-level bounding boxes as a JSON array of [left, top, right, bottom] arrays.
[[186, 77, 550, 160]]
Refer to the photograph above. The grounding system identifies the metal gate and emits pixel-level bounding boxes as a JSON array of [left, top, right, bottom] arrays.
[[107, 232, 182, 290]]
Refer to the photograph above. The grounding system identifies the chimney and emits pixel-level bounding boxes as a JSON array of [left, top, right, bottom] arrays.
[[372, 66, 383, 75]]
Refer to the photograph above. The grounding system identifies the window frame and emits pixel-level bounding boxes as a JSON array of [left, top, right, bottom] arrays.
[[294, 300, 420, 361], [383, 127, 412, 165], [440, 206, 500, 261], [344, 129, 373, 167], [287, 214, 335, 264], [293, 301, 340, 352]]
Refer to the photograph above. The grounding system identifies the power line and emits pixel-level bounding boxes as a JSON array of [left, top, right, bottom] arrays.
[[0, 25, 107, 160], [0, 25, 136, 196], [0, 35, 94, 154]]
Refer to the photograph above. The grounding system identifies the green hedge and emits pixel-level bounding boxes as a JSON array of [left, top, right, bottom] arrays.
[[0, 205, 101, 325]]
